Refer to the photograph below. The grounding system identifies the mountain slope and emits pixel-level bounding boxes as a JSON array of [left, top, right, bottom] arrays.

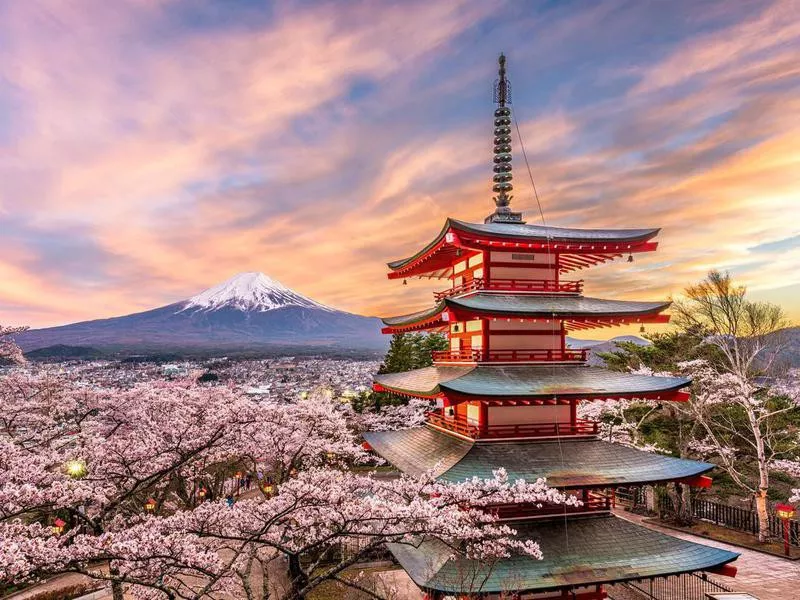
[[567, 335, 652, 366], [16, 273, 385, 353]]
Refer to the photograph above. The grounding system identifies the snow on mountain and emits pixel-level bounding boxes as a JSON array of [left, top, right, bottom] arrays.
[[16, 272, 385, 354], [182, 272, 334, 313]]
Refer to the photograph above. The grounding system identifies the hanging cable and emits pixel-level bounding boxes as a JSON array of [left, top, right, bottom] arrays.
[[512, 104, 571, 553]]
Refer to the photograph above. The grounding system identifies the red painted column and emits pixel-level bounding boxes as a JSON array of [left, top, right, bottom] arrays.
[[482, 319, 489, 361], [554, 252, 560, 286]]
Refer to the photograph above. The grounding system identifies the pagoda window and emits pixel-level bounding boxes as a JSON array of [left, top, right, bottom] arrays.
[[467, 253, 483, 268], [465, 320, 482, 333], [466, 403, 481, 426]]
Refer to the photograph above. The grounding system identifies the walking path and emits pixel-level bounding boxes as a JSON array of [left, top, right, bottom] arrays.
[[616, 509, 800, 600]]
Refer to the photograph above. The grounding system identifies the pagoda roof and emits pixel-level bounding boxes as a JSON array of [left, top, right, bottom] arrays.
[[387, 514, 738, 594], [388, 218, 660, 271], [381, 294, 670, 331], [362, 427, 712, 486], [373, 365, 690, 400]]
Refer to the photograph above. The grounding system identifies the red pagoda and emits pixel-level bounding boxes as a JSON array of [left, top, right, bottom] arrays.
[[364, 55, 739, 599]]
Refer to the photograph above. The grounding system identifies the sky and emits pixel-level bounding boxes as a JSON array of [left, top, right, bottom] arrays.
[[0, 0, 798, 337]]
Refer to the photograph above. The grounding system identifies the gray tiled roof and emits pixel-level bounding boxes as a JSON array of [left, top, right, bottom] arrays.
[[451, 219, 660, 242], [388, 218, 660, 270], [374, 365, 690, 398], [387, 514, 738, 593], [382, 294, 670, 326], [449, 294, 670, 316], [363, 427, 714, 486], [382, 302, 445, 326]]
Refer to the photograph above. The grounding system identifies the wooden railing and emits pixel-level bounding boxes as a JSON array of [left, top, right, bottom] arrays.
[[434, 277, 583, 300], [490, 492, 611, 519], [426, 412, 478, 437], [431, 348, 587, 363], [426, 413, 599, 440], [487, 348, 586, 362], [431, 349, 483, 362]]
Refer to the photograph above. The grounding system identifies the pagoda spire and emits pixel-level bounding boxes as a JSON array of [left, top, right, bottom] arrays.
[[485, 53, 525, 224]]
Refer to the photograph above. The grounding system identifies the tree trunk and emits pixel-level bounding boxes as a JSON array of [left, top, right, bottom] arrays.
[[285, 554, 306, 600], [666, 483, 693, 525], [755, 488, 770, 543], [750, 402, 771, 544], [680, 482, 693, 525], [111, 578, 125, 600]]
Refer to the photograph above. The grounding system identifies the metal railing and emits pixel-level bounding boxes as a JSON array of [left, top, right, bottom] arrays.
[[658, 495, 800, 546], [434, 277, 583, 300], [609, 572, 733, 600], [431, 348, 587, 363], [426, 413, 599, 439]]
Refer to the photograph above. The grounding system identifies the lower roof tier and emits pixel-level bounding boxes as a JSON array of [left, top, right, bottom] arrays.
[[373, 364, 691, 402], [381, 293, 671, 332], [388, 514, 738, 594], [363, 427, 713, 487]]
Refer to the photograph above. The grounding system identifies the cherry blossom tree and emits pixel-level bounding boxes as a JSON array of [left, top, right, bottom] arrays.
[[1, 351, 571, 599], [576, 367, 666, 451], [0, 324, 28, 365], [671, 271, 794, 542], [351, 397, 433, 432], [677, 360, 800, 541]]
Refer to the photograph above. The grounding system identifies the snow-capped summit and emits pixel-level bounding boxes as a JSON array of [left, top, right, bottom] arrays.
[[16, 271, 385, 353], [182, 272, 334, 313]]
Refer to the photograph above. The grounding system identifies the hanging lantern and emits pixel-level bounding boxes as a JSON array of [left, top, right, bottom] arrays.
[[776, 503, 796, 520], [52, 518, 66, 535], [403, 279, 408, 286], [144, 498, 157, 511], [639, 324, 646, 334], [198, 487, 208, 499], [65, 460, 87, 479], [627, 254, 634, 262]]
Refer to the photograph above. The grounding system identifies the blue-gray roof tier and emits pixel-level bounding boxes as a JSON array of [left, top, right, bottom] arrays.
[[374, 365, 690, 398], [381, 294, 670, 326], [387, 514, 738, 594], [388, 218, 660, 270], [363, 427, 714, 486]]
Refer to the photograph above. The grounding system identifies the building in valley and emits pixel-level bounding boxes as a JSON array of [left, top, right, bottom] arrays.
[[364, 55, 740, 600]]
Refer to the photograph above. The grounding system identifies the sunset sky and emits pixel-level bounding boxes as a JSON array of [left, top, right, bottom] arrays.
[[1, 0, 798, 336]]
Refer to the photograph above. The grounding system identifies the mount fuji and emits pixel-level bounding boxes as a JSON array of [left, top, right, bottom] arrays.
[[16, 273, 386, 356]]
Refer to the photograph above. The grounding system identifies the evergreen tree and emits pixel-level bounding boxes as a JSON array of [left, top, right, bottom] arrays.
[[366, 332, 448, 410], [598, 325, 723, 373]]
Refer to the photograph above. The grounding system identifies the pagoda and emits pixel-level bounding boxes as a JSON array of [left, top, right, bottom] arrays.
[[364, 55, 740, 599]]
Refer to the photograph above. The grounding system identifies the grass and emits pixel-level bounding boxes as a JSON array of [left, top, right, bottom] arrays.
[[647, 517, 800, 560]]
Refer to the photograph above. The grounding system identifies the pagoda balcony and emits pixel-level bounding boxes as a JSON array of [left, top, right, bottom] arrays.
[[431, 348, 587, 363], [426, 412, 599, 440], [433, 277, 583, 300], [490, 491, 613, 520]]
